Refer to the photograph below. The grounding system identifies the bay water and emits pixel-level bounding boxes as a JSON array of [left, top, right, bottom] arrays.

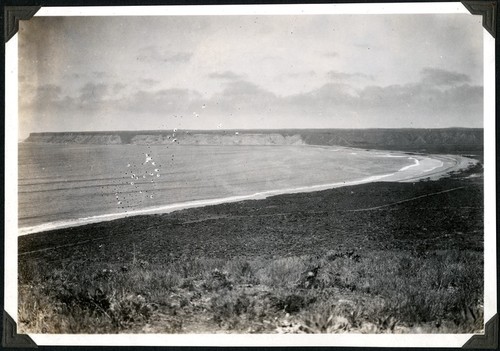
[[18, 143, 412, 230]]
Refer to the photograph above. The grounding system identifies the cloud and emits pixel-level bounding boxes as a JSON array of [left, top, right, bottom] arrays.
[[420, 68, 471, 86], [19, 67, 483, 134], [113, 83, 126, 93], [164, 52, 193, 63], [139, 78, 160, 86], [352, 79, 482, 127], [223, 80, 272, 96], [36, 84, 62, 100], [78, 83, 109, 104], [207, 79, 279, 118], [323, 51, 339, 58], [286, 70, 317, 78], [155, 88, 202, 100], [92, 71, 111, 78], [123, 88, 202, 114], [28, 82, 113, 112], [136, 46, 192, 64], [289, 83, 355, 107], [20, 83, 62, 110], [207, 71, 246, 80], [326, 70, 374, 81], [282, 69, 482, 127]]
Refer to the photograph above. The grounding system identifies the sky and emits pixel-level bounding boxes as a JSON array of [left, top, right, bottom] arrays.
[[18, 13, 484, 139]]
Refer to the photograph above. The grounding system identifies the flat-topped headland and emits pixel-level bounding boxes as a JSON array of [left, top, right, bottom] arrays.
[[24, 128, 483, 153]]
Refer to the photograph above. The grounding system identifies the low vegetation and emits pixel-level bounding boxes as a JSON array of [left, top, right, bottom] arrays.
[[19, 248, 483, 334], [18, 164, 484, 334]]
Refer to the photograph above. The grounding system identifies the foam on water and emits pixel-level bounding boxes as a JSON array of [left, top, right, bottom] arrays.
[[422, 159, 444, 173], [398, 157, 420, 171]]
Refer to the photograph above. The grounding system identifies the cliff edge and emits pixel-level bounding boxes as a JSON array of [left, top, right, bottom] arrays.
[[24, 128, 483, 152]]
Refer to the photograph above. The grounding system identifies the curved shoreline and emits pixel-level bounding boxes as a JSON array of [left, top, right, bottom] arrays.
[[18, 151, 477, 236]]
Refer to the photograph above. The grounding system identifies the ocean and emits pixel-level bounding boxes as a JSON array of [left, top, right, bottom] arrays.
[[18, 143, 413, 233]]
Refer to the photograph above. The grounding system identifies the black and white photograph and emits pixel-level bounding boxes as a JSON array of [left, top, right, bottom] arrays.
[[4, 2, 497, 347]]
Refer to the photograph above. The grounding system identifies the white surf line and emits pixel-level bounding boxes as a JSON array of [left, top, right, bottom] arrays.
[[421, 159, 444, 173], [18, 173, 397, 236], [397, 157, 419, 172], [17, 153, 445, 236], [419, 154, 474, 175], [383, 154, 408, 158], [398, 155, 477, 183]]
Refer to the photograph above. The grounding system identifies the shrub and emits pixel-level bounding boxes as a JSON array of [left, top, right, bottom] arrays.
[[202, 269, 233, 291], [256, 257, 309, 288], [210, 292, 250, 329], [297, 303, 357, 333], [109, 293, 154, 328], [224, 257, 259, 285], [271, 294, 308, 313]]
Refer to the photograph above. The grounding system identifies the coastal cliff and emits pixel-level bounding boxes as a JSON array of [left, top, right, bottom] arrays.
[[130, 133, 305, 145], [25, 132, 122, 145], [24, 128, 483, 152]]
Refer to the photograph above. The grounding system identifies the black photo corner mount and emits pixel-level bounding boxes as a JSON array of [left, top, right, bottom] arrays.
[[462, 0, 497, 38], [462, 314, 499, 349], [4, 6, 41, 43], [2, 311, 37, 348]]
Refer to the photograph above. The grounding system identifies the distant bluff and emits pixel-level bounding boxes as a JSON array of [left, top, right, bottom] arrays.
[[24, 128, 483, 152], [25, 132, 305, 146]]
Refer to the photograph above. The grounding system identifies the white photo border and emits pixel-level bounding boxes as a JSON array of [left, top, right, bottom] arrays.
[[4, 2, 496, 347]]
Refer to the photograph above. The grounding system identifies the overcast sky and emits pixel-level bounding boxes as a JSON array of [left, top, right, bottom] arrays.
[[18, 13, 483, 138]]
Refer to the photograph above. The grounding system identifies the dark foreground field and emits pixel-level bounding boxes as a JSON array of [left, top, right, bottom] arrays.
[[18, 162, 484, 334]]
